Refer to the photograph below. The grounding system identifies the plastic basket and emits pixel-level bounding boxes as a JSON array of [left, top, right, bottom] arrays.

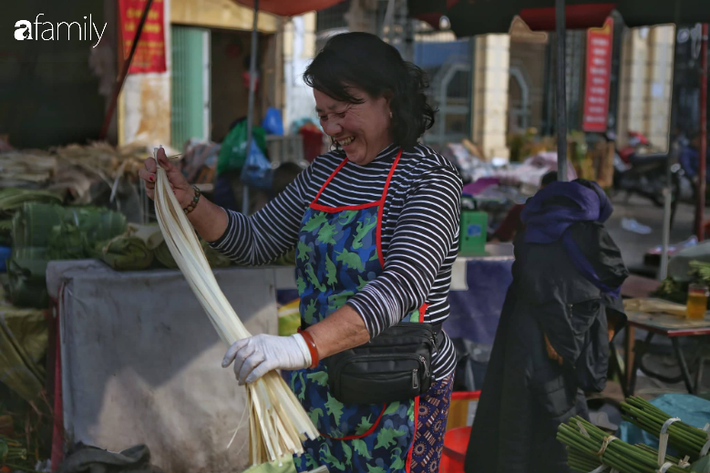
[[446, 390, 480, 431], [441, 426, 471, 473]]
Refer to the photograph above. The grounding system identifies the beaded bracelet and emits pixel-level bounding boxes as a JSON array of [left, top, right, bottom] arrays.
[[183, 185, 201, 214]]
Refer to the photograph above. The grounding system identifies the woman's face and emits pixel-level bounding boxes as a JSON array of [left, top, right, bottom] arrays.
[[314, 87, 393, 166]]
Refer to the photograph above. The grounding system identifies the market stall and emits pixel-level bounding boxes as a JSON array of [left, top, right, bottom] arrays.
[[45, 260, 295, 472], [0, 132, 518, 471], [41, 243, 512, 471]]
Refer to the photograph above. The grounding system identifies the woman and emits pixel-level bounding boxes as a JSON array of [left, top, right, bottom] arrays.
[[140, 32, 462, 473]]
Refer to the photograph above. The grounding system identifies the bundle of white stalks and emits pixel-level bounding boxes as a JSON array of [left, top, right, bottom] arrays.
[[152, 148, 318, 465]]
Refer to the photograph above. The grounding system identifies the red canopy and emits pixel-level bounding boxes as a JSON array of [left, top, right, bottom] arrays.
[[519, 4, 614, 31], [232, 0, 346, 17]]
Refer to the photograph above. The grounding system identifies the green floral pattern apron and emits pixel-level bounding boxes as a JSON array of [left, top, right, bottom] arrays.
[[290, 150, 427, 472]]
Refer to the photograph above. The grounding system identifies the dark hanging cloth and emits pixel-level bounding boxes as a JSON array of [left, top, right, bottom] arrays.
[[464, 179, 629, 473]]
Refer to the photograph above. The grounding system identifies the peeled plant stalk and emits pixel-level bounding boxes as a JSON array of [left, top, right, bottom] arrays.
[[153, 152, 318, 465]]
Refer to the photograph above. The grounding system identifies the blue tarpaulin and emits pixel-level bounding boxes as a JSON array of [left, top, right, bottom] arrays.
[[443, 258, 514, 345], [618, 394, 710, 454]]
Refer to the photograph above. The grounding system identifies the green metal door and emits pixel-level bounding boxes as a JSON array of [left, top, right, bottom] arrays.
[[171, 26, 210, 150]]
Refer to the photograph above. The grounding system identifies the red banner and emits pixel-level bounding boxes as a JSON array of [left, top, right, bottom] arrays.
[[582, 17, 613, 132], [119, 0, 166, 74]]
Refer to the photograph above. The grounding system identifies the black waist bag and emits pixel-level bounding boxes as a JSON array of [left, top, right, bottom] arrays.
[[323, 323, 442, 405]]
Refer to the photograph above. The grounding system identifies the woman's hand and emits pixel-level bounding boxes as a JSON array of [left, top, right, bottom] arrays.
[[138, 146, 228, 242], [138, 147, 194, 208], [222, 333, 312, 385]]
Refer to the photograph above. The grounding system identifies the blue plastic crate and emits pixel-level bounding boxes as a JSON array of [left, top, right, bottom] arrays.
[[0, 246, 10, 273]]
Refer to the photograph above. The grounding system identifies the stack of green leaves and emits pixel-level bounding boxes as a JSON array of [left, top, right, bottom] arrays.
[[0, 188, 62, 216], [0, 219, 11, 246], [5, 247, 52, 308], [46, 206, 127, 259], [8, 203, 127, 308], [621, 396, 710, 462], [0, 188, 62, 247], [557, 416, 689, 473]]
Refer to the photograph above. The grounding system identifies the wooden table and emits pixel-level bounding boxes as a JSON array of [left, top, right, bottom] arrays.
[[624, 310, 710, 395], [619, 275, 663, 390]]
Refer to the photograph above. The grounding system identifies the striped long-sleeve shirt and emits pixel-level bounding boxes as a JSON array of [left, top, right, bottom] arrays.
[[209, 143, 462, 380]]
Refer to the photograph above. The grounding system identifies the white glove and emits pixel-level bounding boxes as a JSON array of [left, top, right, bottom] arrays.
[[221, 333, 312, 385]]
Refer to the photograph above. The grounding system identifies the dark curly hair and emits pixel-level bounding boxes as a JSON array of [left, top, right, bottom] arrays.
[[303, 32, 436, 151]]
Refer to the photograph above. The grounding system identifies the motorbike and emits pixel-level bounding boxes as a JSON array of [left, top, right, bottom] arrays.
[[609, 131, 682, 215]]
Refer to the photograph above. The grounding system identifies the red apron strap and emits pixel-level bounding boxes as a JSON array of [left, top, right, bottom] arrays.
[[405, 396, 420, 472], [380, 149, 403, 204], [312, 157, 348, 206], [418, 303, 428, 323], [376, 149, 403, 267]]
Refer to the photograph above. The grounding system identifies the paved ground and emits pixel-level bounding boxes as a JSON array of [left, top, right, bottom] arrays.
[[606, 193, 697, 276], [597, 195, 710, 414]]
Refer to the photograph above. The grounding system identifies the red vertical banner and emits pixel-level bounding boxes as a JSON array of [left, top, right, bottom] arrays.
[[582, 17, 613, 132], [118, 0, 166, 73]]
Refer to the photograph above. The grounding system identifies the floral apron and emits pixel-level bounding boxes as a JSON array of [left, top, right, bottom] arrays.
[[290, 149, 427, 473]]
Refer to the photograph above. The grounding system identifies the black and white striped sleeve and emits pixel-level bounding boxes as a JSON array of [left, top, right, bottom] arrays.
[[346, 165, 462, 337], [208, 166, 312, 265]]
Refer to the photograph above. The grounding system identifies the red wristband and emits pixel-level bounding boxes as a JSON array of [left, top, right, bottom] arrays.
[[298, 329, 320, 369]]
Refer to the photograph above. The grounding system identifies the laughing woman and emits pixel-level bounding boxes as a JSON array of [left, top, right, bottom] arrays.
[[140, 32, 462, 473]]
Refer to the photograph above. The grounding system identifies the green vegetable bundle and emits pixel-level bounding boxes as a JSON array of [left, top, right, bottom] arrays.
[[653, 260, 710, 306], [154, 241, 178, 269], [202, 239, 232, 268], [0, 435, 27, 465], [98, 235, 154, 271], [272, 247, 296, 266], [558, 416, 689, 473], [690, 260, 710, 283], [652, 278, 688, 305], [621, 397, 710, 462], [566, 446, 603, 472], [634, 444, 684, 465], [678, 260, 710, 304]]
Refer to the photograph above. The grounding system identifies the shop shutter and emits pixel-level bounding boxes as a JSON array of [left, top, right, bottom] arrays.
[[171, 26, 210, 150]]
